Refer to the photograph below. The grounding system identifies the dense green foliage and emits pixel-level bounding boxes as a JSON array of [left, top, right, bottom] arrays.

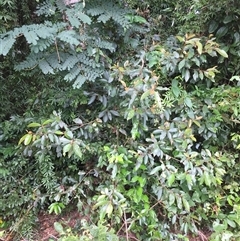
[[1, 0, 240, 240]]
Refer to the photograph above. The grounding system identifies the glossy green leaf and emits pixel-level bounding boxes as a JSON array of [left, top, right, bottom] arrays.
[[133, 15, 147, 24], [172, 81, 180, 97], [63, 143, 72, 156], [176, 196, 182, 209], [141, 89, 152, 100], [184, 97, 192, 108], [18, 134, 28, 145], [223, 15, 233, 24], [149, 166, 162, 175], [178, 59, 185, 71], [169, 193, 175, 206], [167, 173, 175, 187], [73, 143, 82, 159], [54, 130, 64, 135], [204, 172, 211, 186], [106, 202, 113, 218], [42, 119, 54, 126], [65, 130, 73, 139], [127, 109, 135, 120], [227, 219, 236, 228], [182, 198, 190, 212], [196, 41, 202, 55], [184, 69, 190, 82], [216, 26, 228, 38], [208, 20, 219, 33]]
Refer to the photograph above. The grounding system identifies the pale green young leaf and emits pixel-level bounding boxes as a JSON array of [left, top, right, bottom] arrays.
[[18, 134, 29, 145], [182, 198, 190, 212], [169, 193, 175, 206], [141, 89, 152, 100], [54, 222, 65, 235], [24, 133, 33, 145], [63, 143, 72, 156], [106, 202, 113, 218], [167, 173, 175, 187], [127, 109, 135, 120], [196, 41, 202, 55], [27, 122, 41, 127], [215, 48, 228, 58], [73, 143, 82, 159], [42, 119, 54, 126]]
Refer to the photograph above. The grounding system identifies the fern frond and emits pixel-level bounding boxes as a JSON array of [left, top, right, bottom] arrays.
[[66, 11, 82, 28], [66, 7, 91, 28], [0, 32, 15, 56], [61, 55, 79, 71], [14, 54, 40, 71], [86, 1, 131, 29], [78, 53, 98, 68], [35, 1, 56, 17], [73, 74, 87, 88], [38, 59, 55, 74], [64, 65, 81, 81], [57, 30, 80, 46], [31, 38, 54, 53], [81, 65, 104, 81], [46, 52, 63, 69], [94, 39, 116, 52]]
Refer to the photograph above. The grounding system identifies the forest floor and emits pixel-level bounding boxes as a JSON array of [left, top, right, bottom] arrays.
[[32, 211, 211, 241], [2, 211, 212, 241]]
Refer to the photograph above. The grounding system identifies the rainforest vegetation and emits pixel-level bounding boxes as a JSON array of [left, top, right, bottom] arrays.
[[0, 0, 240, 240]]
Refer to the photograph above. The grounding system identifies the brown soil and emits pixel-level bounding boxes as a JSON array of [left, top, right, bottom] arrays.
[[33, 211, 82, 241]]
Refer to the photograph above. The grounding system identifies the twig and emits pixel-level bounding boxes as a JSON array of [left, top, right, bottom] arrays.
[[198, 230, 208, 241], [123, 209, 129, 241], [116, 222, 125, 235], [55, 38, 61, 63]]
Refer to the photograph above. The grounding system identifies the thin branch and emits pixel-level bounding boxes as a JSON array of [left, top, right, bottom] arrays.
[[55, 38, 61, 63], [198, 230, 208, 241], [123, 209, 129, 241]]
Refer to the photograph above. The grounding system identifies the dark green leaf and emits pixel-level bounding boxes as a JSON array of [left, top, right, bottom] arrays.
[[223, 15, 233, 24], [178, 59, 185, 71], [216, 26, 228, 38], [208, 20, 219, 33]]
